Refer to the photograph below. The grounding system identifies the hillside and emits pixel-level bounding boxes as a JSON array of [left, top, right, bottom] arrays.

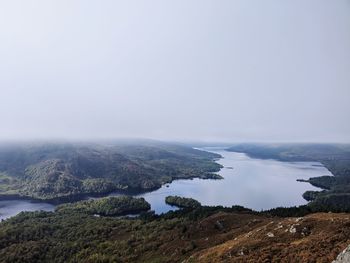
[[186, 212, 350, 263], [0, 142, 221, 201], [0, 203, 349, 262]]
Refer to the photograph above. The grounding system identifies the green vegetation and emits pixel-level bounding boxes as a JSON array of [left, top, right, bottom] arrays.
[[55, 196, 151, 216], [262, 205, 313, 217], [308, 193, 350, 213], [227, 143, 350, 212], [0, 142, 222, 201], [0, 203, 253, 263], [165, 196, 201, 209], [308, 176, 350, 191], [0, 173, 21, 194], [262, 193, 350, 216], [0, 193, 348, 262], [302, 190, 324, 201]]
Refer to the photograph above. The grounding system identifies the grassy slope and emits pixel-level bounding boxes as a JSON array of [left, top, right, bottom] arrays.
[[0, 142, 222, 201]]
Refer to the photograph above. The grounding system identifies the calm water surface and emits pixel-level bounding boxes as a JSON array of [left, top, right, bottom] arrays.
[[0, 200, 55, 221], [137, 148, 332, 213], [0, 148, 332, 220]]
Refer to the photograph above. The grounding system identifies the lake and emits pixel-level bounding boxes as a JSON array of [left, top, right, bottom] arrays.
[[0, 200, 55, 221], [0, 148, 332, 220], [136, 148, 332, 213]]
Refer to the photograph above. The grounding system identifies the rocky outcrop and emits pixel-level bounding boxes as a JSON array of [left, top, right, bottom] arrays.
[[333, 245, 350, 263]]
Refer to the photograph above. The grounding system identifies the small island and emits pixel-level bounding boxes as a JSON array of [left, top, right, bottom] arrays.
[[165, 195, 201, 209], [55, 196, 151, 216]]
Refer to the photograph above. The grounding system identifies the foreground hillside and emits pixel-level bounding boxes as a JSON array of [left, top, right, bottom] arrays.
[[0, 141, 221, 201], [186, 212, 350, 262], [0, 202, 349, 263]]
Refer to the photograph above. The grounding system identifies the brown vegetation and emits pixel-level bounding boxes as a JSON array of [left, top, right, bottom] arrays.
[[185, 212, 350, 263]]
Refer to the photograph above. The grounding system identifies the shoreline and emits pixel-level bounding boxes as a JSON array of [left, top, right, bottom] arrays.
[[225, 148, 334, 201], [0, 148, 223, 206], [1, 147, 329, 219]]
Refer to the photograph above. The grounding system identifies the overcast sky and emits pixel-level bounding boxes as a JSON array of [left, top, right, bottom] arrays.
[[0, 0, 349, 143]]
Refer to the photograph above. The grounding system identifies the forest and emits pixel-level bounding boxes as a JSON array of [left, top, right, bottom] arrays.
[[55, 196, 150, 216], [0, 196, 349, 262], [0, 142, 221, 202], [165, 196, 201, 209]]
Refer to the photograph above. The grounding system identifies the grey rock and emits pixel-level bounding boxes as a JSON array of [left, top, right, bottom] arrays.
[[333, 245, 350, 263]]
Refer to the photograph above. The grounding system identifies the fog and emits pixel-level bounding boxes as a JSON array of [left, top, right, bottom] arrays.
[[0, 0, 349, 143]]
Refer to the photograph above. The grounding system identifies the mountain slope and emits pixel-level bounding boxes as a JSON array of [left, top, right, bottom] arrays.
[[186, 212, 350, 262], [0, 207, 348, 262], [0, 142, 221, 201]]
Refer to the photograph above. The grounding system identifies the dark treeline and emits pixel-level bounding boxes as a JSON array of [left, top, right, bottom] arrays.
[[55, 196, 151, 216], [165, 196, 201, 209]]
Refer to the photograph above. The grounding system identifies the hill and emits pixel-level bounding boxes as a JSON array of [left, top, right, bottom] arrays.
[[0, 141, 222, 202], [0, 203, 348, 262]]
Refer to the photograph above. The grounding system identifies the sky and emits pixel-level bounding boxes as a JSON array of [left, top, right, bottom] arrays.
[[0, 0, 349, 143]]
